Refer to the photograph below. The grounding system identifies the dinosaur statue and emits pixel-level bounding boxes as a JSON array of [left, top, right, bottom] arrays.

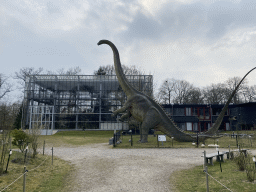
[[98, 39, 256, 143]]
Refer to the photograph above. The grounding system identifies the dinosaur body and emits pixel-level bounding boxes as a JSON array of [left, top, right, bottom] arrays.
[[98, 39, 255, 143]]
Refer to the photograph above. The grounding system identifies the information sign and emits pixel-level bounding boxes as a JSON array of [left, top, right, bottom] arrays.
[[158, 135, 166, 142]]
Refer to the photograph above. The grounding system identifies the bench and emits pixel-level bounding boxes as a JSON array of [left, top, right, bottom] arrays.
[[204, 151, 227, 166]]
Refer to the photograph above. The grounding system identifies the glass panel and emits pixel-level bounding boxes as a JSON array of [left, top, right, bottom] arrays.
[[173, 108, 185, 116], [193, 123, 198, 131], [186, 122, 192, 131], [186, 108, 191, 116]]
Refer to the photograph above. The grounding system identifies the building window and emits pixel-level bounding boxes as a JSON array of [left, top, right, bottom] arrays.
[[193, 108, 198, 116], [173, 108, 185, 116], [186, 122, 192, 131], [226, 123, 230, 131], [193, 123, 198, 131], [178, 123, 186, 130], [205, 108, 210, 119], [186, 108, 191, 116]]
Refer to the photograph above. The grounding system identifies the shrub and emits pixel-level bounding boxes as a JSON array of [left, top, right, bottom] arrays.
[[233, 152, 246, 171], [12, 129, 30, 153], [245, 154, 256, 182], [245, 162, 255, 182]]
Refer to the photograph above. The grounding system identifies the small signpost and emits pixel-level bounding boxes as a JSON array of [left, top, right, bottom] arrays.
[[158, 135, 166, 146]]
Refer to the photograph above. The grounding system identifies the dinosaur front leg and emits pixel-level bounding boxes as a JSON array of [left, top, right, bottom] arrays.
[[112, 98, 133, 117], [119, 111, 131, 122], [112, 105, 129, 117]]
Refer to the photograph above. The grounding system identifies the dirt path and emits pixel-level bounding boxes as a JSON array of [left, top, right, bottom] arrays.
[[43, 144, 256, 192]]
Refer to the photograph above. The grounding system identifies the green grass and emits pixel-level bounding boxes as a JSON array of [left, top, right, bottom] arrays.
[[0, 151, 73, 192], [115, 130, 256, 149], [171, 158, 256, 192], [38, 130, 114, 147]]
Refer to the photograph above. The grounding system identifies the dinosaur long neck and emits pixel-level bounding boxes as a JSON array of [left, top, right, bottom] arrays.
[[206, 67, 256, 135], [98, 40, 136, 97]]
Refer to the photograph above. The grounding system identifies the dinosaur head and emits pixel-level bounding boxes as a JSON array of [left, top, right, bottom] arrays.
[[97, 39, 112, 46]]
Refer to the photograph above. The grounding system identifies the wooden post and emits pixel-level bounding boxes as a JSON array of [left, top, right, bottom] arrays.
[[205, 166, 209, 192], [228, 144, 230, 159], [51, 147, 53, 166], [23, 166, 27, 192], [204, 151, 206, 169], [218, 150, 222, 172], [131, 133, 133, 146], [43, 140, 45, 155]]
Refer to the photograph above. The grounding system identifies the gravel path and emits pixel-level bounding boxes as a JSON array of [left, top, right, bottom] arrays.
[[43, 144, 256, 192]]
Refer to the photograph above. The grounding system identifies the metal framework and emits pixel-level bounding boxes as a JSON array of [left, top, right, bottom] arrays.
[[24, 75, 153, 131]]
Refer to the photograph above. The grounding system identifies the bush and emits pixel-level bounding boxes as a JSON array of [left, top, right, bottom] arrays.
[[245, 154, 256, 182], [233, 152, 256, 182], [12, 129, 30, 153], [233, 152, 246, 171]]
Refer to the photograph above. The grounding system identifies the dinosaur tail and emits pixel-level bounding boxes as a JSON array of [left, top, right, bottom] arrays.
[[206, 67, 256, 135], [97, 40, 137, 97]]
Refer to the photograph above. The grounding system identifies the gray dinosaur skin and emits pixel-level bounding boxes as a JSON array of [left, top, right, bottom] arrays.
[[98, 39, 256, 143]]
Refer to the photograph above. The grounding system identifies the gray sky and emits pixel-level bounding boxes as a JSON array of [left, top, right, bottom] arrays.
[[1, 0, 256, 101]]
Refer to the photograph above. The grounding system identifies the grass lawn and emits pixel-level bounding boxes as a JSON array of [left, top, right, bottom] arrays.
[[38, 130, 114, 147], [171, 158, 256, 192], [1, 130, 113, 191], [0, 151, 73, 192], [115, 130, 256, 149]]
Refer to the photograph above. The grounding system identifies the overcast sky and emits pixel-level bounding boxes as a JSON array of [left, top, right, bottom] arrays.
[[1, 0, 256, 101]]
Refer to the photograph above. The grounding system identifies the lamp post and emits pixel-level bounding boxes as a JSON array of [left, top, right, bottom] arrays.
[[5, 149, 12, 173]]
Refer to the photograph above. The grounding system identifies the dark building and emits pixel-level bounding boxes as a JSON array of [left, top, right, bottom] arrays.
[[162, 102, 256, 132]]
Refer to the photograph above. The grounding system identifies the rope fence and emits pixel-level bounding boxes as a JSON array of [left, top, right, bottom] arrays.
[[0, 149, 51, 192], [203, 167, 233, 192], [0, 172, 27, 192]]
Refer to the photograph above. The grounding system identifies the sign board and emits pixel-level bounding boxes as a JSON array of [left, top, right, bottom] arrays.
[[158, 135, 166, 142]]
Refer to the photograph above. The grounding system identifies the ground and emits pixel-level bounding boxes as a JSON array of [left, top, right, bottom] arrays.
[[42, 143, 235, 192]]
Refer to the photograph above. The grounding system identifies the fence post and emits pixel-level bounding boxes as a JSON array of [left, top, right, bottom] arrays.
[[51, 147, 53, 166], [131, 132, 133, 146], [228, 145, 230, 159], [43, 140, 45, 155], [113, 133, 116, 147], [204, 151, 206, 169], [157, 135, 159, 147], [205, 166, 209, 192], [23, 166, 27, 192], [24, 145, 28, 165]]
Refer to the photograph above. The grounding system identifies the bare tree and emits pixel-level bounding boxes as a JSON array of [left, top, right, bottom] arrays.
[[224, 76, 248, 104], [157, 79, 175, 104], [241, 85, 256, 103], [172, 80, 195, 104], [0, 74, 12, 100], [202, 83, 227, 104], [47, 66, 82, 75], [183, 87, 203, 104], [158, 79, 199, 104], [14, 67, 44, 90], [94, 64, 145, 75]]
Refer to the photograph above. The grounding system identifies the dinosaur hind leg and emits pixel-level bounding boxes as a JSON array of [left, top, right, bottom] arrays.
[[140, 109, 160, 143]]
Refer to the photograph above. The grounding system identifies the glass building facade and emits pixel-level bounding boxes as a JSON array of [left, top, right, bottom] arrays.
[[24, 75, 153, 132]]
